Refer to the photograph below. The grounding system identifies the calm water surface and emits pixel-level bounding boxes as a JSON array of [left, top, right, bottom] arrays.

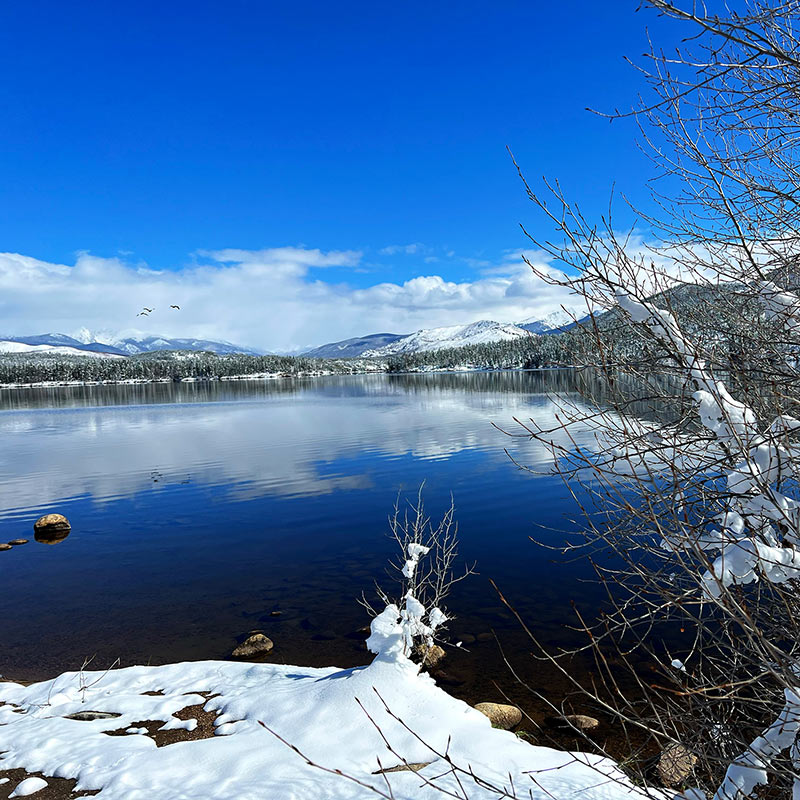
[[0, 371, 623, 709]]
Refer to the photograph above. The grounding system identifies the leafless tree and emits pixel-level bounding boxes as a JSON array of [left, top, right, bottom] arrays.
[[361, 486, 475, 665], [503, 2, 800, 798]]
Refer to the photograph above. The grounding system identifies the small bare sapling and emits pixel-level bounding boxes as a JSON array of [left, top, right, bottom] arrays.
[[362, 487, 474, 667]]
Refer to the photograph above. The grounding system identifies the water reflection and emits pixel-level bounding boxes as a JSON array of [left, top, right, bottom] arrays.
[[0, 372, 612, 517], [0, 370, 631, 693]]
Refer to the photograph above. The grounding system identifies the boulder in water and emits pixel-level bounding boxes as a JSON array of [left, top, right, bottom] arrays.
[[34, 514, 71, 544], [232, 633, 274, 658]]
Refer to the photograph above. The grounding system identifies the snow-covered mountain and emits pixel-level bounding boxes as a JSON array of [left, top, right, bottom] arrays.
[[74, 329, 262, 356], [0, 334, 126, 356], [0, 331, 263, 358], [301, 332, 408, 358], [0, 340, 124, 359], [362, 320, 533, 357], [516, 308, 584, 335]]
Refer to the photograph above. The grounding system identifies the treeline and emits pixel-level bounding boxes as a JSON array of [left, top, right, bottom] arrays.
[[0, 351, 385, 385]]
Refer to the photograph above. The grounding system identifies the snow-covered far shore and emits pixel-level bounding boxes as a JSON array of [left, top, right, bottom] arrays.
[[0, 653, 659, 800], [0, 365, 578, 391], [0, 369, 387, 391]]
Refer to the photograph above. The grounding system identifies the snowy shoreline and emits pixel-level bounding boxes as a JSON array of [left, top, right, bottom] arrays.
[[0, 655, 660, 800], [0, 365, 576, 391]]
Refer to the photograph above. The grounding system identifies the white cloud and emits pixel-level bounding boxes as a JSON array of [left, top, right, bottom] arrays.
[[0, 246, 582, 352], [378, 243, 427, 256]]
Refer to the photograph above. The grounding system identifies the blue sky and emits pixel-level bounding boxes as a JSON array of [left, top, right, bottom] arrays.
[[0, 1, 686, 349]]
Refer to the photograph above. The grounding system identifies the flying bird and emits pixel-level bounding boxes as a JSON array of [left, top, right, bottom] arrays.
[[142, 307, 154, 312], [170, 305, 180, 310], [136, 311, 150, 317]]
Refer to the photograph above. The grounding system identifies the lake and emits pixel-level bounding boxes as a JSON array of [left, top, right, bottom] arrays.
[[0, 370, 628, 711]]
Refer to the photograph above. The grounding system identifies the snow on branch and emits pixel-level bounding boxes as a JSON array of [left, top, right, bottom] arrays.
[[362, 488, 474, 667]]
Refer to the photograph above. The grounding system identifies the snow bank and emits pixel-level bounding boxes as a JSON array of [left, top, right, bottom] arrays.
[[0, 655, 652, 800]]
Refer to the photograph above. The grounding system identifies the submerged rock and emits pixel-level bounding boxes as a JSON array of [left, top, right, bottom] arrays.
[[232, 633, 274, 658], [34, 514, 71, 544], [0, 543, 12, 551], [430, 669, 464, 687], [545, 713, 599, 732], [8, 539, 28, 546], [474, 702, 522, 730]]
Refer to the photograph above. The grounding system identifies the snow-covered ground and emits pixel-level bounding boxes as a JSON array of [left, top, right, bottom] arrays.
[[0, 649, 656, 799], [363, 321, 532, 357]]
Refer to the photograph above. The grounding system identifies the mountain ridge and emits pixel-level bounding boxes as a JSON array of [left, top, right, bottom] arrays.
[[0, 332, 262, 357]]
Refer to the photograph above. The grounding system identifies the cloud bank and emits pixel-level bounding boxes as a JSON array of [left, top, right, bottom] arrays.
[[0, 247, 580, 352]]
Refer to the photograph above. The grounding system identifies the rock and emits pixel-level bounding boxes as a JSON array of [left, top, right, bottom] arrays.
[[311, 629, 336, 641], [8, 539, 28, 545], [430, 669, 464, 687], [0, 543, 12, 551], [34, 513, 70, 533], [476, 632, 494, 642], [414, 643, 446, 668], [33, 514, 71, 544], [545, 713, 600, 732], [231, 633, 274, 658], [657, 742, 697, 787], [269, 610, 282, 617], [373, 762, 432, 775], [64, 710, 121, 721], [474, 702, 523, 730], [345, 626, 371, 640]]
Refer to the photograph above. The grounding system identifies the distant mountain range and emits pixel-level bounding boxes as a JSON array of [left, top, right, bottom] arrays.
[[92, 333, 262, 356], [0, 309, 584, 363], [0, 333, 261, 358], [301, 310, 578, 359], [301, 332, 407, 359]]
